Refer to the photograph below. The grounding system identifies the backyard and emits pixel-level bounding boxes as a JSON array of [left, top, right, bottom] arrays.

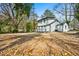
[[0, 32, 79, 56]]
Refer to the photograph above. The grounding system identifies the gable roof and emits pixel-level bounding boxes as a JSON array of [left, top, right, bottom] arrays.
[[37, 17, 61, 27], [56, 22, 68, 26], [37, 17, 58, 22], [38, 19, 58, 27]]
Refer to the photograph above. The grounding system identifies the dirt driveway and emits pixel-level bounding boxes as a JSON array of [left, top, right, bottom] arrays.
[[0, 32, 79, 56]]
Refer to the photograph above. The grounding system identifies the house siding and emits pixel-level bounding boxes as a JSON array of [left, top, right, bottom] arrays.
[[36, 17, 69, 32], [63, 23, 69, 32], [51, 21, 59, 32], [37, 19, 59, 32]]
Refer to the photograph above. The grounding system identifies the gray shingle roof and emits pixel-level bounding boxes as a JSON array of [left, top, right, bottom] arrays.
[[37, 17, 57, 22]]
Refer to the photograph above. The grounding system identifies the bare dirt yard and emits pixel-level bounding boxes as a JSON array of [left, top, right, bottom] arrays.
[[0, 32, 79, 56]]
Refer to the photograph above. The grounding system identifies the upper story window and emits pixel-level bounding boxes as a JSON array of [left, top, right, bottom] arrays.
[[44, 19, 45, 23]]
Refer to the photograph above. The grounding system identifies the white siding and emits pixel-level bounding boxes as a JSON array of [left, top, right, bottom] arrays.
[[46, 26, 50, 32], [63, 23, 69, 32], [50, 21, 59, 32], [57, 25, 63, 32], [37, 18, 69, 32], [57, 23, 69, 32], [38, 19, 54, 26]]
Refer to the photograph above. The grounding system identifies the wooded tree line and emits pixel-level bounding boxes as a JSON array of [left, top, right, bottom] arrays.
[[0, 3, 38, 33]]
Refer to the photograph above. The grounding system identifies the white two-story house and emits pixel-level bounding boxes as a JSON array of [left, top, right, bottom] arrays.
[[36, 17, 69, 32]]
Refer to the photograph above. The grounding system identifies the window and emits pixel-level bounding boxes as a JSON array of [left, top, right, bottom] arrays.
[[65, 25, 66, 29]]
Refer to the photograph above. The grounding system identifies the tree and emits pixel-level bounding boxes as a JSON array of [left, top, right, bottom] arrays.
[[64, 4, 72, 26], [12, 3, 33, 32], [74, 3, 79, 22], [26, 21, 32, 32], [29, 12, 38, 31], [0, 3, 33, 33], [41, 9, 55, 18], [32, 20, 38, 32], [30, 12, 38, 20]]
